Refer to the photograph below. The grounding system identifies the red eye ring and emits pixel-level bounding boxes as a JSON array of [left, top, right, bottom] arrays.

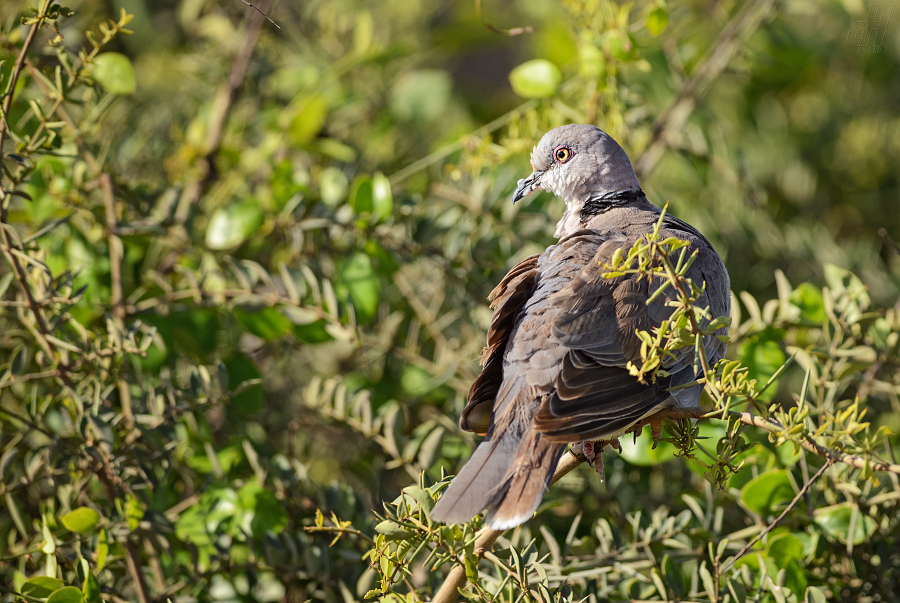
[[554, 146, 573, 163]]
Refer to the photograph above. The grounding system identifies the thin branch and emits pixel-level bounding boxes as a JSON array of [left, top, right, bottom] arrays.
[[719, 461, 832, 575], [100, 172, 133, 426], [729, 411, 900, 476], [240, 0, 281, 29], [474, 0, 532, 36], [0, 1, 51, 163], [177, 1, 268, 218], [634, 0, 776, 177]]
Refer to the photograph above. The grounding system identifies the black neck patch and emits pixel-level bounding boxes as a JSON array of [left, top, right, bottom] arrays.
[[581, 188, 645, 217]]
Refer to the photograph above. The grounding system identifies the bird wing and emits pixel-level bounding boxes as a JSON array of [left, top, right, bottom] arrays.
[[461, 253, 540, 435], [532, 220, 729, 442]]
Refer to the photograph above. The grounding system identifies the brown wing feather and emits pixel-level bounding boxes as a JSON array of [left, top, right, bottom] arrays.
[[533, 221, 727, 442], [460, 254, 539, 434]]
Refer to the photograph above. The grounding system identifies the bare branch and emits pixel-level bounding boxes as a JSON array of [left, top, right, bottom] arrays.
[[719, 461, 832, 575]]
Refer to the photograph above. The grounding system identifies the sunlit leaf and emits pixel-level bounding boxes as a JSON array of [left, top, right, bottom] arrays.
[[22, 577, 65, 599], [509, 59, 561, 99], [92, 52, 136, 94], [646, 4, 669, 36], [60, 507, 101, 534], [47, 586, 84, 603], [205, 201, 264, 249], [739, 331, 786, 402]]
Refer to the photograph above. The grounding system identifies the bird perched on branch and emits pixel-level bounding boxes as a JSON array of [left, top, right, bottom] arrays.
[[431, 124, 730, 530]]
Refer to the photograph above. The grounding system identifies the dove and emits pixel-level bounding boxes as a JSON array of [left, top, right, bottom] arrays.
[[431, 124, 730, 530]]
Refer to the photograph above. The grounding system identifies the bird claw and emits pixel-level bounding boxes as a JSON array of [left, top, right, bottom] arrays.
[[574, 440, 606, 481], [651, 420, 662, 449]]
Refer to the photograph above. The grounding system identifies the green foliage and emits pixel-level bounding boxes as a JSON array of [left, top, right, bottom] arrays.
[[1, 0, 899, 602]]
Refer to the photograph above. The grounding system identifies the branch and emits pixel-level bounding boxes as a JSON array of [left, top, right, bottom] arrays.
[[730, 411, 900, 475], [177, 0, 268, 218], [100, 173, 134, 426], [718, 460, 832, 575], [430, 408, 900, 600], [0, 1, 51, 162], [634, 0, 776, 177]]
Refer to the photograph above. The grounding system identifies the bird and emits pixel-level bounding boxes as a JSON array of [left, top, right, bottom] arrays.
[[430, 124, 731, 530]]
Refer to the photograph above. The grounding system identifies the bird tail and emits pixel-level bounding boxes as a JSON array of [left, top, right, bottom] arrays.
[[431, 427, 565, 530], [484, 432, 565, 529]]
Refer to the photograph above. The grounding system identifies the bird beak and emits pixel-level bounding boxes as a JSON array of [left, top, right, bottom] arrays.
[[512, 171, 544, 204]]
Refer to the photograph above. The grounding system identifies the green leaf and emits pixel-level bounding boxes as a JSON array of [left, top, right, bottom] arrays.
[[370, 172, 393, 223], [92, 52, 136, 94], [319, 166, 348, 207], [22, 577, 65, 599], [125, 495, 144, 531], [60, 507, 101, 534], [237, 482, 288, 535], [287, 95, 328, 144], [236, 307, 292, 340], [766, 533, 803, 569], [82, 568, 100, 603], [814, 503, 876, 545], [741, 470, 794, 516], [96, 530, 108, 572], [805, 586, 828, 603], [293, 318, 334, 343], [789, 283, 826, 323], [225, 354, 263, 415], [350, 175, 373, 215], [739, 333, 786, 402], [375, 520, 414, 540], [578, 43, 607, 78], [47, 586, 84, 603], [205, 201, 264, 249], [339, 252, 380, 321], [646, 4, 669, 35], [509, 59, 562, 99]]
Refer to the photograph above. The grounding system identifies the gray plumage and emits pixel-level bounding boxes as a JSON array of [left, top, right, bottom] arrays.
[[431, 124, 730, 530]]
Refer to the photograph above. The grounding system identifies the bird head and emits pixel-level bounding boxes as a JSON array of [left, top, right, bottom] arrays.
[[512, 124, 645, 237]]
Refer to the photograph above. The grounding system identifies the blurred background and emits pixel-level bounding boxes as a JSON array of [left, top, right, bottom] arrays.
[[1, 0, 899, 601]]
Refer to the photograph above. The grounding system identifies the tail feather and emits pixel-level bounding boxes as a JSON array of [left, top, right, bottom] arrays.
[[431, 433, 519, 524], [485, 433, 565, 529], [432, 426, 565, 529]]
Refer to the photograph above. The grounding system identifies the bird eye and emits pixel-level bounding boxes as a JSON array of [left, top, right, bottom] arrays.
[[554, 146, 572, 163]]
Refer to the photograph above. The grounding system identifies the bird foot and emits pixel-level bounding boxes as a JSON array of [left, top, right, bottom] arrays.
[[572, 434, 630, 481], [651, 420, 662, 449]]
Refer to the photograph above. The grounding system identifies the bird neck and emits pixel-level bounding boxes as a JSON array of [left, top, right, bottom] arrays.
[[582, 188, 646, 217], [554, 189, 650, 239]]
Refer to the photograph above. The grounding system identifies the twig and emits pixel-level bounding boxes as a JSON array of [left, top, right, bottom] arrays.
[[431, 450, 585, 603], [100, 172, 133, 425], [729, 411, 900, 475], [634, 0, 775, 177], [474, 0, 532, 36], [240, 0, 281, 29], [0, 1, 51, 161], [177, 0, 268, 219], [878, 228, 900, 256], [719, 461, 832, 575], [303, 525, 376, 546]]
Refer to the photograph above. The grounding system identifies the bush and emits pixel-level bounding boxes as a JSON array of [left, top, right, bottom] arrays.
[[1, 1, 898, 602]]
